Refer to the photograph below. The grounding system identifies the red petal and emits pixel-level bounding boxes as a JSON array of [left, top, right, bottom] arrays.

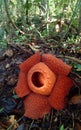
[[15, 71, 30, 97], [19, 53, 41, 72], [24, 93, 51, 119], [42, 54, 72, 75], [48, 76, 73, 110]]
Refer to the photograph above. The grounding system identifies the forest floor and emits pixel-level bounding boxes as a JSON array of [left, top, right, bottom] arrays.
[[0, 29, 81, 130]]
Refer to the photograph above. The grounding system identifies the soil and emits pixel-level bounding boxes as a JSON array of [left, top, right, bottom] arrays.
[[0, 40, 81, 130]]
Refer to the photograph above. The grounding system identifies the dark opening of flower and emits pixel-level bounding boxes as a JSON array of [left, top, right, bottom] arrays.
[[32, 72, 44, 87]]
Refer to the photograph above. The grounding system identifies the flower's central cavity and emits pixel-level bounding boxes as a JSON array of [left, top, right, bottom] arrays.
[[32, 72, 44, 88], [27, 62, 56, 95]]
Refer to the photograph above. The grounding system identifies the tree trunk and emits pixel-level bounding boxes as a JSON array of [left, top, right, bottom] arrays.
[[78, 0, 81, 33], [46, 0, 50, 35], [39, 0, 50, 35], [26, 0, 29, 24]]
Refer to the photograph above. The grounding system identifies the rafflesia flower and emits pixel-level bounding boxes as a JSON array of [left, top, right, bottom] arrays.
[[15, 52, 73, 119]]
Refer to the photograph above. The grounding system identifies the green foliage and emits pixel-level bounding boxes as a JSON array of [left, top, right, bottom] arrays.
[[73, 63, 81, 71], [0, 108, 4, 113], [67, 36, 75, 44], [0, 0, 80, 48], [24, 2, 32, 10], [0, 40, 7, 51], [59, 124, 64, 130], [34, 0, 42, 3], [66, 35, 81, 45], [0, 28, 7, 50], [10, 0, 17, 7], [0, 0, 3, 8]]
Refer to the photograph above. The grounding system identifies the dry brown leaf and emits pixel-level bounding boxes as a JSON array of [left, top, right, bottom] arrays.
[[69, 95, 81, 104], [76, 123, 81, 130], [7, 77, 17, 86], [75, 122, 81, 130], [9, 115, 19, 129], [4, 49, 13, 57]]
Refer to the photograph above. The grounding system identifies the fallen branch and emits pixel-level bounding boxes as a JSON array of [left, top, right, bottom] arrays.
[[57, 55, 81, 64], [0, 55, 6, 61], [69, 71, 81, 87], [57, 55, 81, 86]]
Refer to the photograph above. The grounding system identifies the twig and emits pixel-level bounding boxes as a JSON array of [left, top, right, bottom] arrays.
[[8, 43, 32, 55], [57, 55, 81, 64], [31, 25, 46, 44], [7, 116, 24, 130], [0, 55, 6, 61], [29, 120, 34, 130], [28, 44, 39, 52], [49, 109, 54, 130], [69, 71, 81, 87], [70, 71, 81, 79]]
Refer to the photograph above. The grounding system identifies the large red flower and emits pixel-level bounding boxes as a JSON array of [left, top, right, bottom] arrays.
[[15, 52, 73, 119]]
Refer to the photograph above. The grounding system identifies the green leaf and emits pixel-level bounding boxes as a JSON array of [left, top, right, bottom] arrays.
[[0, 108, 4, 112], [34, 0, 42, 3], [12, 94, 19, 99], [59, 124, 64, 130], [74, 64, 81, 71], [0, 0, 3, 8], [15, 30, 19, 36], [24, 2, 32, 10], [10, 0, 16, 6]]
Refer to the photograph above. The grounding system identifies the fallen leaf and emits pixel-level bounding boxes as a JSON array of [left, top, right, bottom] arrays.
[[5, 63, 10, 68], [9, 115, 18, 129], [59, 124, 64, 130], [4, 49, 13, 57], [69, 95, 81, 104], [74, 119, 81, 130], [7, 77, 17, 86], [75, 123, 81, 130]]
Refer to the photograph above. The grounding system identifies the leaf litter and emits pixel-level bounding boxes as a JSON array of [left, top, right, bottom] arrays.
[[0, 41, 81, 130]]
